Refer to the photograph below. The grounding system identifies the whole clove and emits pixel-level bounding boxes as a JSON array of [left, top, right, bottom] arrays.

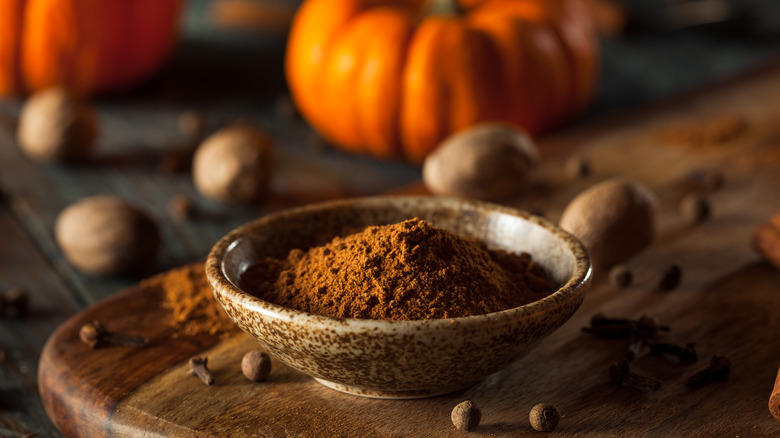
[[188, 356, 214, 386], [583, 313, 669, 341], [566, 155, 591, 179], [625, 327, 647, 362], [636, 315, 669, 340], [609, 359, 662, 393], [684, 355, 731, 388], [79, 320, 148, 349], [650, 342, 698, 365]]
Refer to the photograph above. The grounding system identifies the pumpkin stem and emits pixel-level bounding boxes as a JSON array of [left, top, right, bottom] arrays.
[[427, 0, 462, 16]]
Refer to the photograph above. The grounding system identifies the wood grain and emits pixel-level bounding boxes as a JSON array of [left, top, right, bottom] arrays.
[[36, 65, 780, 436], [0, 194, 83, 437]]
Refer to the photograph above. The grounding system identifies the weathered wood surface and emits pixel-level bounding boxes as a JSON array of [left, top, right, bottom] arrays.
[[2, 0, 780, 435], [37, 65, 780, 436]]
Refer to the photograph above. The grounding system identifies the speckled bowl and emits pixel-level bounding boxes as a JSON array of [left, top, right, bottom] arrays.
[[206, 196, 592, 399]]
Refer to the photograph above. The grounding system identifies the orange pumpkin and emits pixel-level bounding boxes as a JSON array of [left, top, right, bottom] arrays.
[[0, 0, 183, 96], [286, 0, 599, 163]]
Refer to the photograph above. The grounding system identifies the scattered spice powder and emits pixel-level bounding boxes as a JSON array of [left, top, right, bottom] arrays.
[[658, 114, 748, 149], [241, 218, 553, 321], [141, 264, 236, 337]]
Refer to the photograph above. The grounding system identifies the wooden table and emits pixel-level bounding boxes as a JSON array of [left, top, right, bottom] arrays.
[[4, 1, 780, 436]]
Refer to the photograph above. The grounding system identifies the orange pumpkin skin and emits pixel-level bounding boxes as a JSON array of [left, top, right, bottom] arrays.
[[0, 0, 183, 96], [286, 0, 599, 163]]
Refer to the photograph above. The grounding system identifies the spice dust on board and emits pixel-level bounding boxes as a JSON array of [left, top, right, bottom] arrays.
[[241, 218, 553, 321], [141, 264, 237, 338], [657, 114, 748, 150]]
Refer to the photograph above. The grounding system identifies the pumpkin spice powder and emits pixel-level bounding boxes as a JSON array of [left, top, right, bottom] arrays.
[[241, 218, 553, 321], [142, 264, 236, 337]]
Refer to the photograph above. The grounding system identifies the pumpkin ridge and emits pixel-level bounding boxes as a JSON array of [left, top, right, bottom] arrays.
[[3, 0, 181, 96], [319, 13, 374, 153], [286, 0, 367, 146], [285, 0, 599, 162], [400, 17, 454, 162], [357, 6, 415, 159]]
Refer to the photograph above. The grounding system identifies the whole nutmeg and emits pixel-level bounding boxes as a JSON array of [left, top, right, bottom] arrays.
[[17, 87, 97, 163], [559, 178, 657, 269], [55, 195, 160, 276], [423, 123, 539, 201], [451, 400, 481, 431], [192, 123, 274, 204], [753, 212, 780, 269], [241, 350, 272, 382]]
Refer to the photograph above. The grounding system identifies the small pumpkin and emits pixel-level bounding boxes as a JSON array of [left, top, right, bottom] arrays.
[[286, 0, 599, 163], [0, 0, 183, 96]]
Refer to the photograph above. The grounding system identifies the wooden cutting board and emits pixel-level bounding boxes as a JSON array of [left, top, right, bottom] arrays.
[[39, 66, 780, 437]]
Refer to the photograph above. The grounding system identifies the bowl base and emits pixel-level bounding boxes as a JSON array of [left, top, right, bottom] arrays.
[[314, 378, 472, 399]]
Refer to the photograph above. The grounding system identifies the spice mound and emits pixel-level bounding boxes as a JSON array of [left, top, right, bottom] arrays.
[[141, 264, 237, 337], [241, 218, 553, 321]]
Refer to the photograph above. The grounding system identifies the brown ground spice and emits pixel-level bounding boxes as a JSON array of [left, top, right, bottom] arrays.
[[657, 114, 748, 149], [141, 263, 236, 337], [241, 218, 553, 321]]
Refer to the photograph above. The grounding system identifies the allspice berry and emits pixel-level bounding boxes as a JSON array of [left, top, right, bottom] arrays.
[[529, 403, 560, 432], [658, 264, 683, 291], [192, 123, 274, 204], [609, 264, 633, 290], [55, 195, 160, 276], [451, 400, 481, 431], [423, 123, 539, 201], [241, 350, 272, 382], [17, 87, 97, 163]]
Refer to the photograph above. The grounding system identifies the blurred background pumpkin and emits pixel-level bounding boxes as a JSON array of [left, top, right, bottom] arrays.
[[285, 0, 600, 163], [0, 0, 184, 96]]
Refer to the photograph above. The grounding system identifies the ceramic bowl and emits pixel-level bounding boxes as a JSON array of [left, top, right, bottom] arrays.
[[206, 196, 592, 399]]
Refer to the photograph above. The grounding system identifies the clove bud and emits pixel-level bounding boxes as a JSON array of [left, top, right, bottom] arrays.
[[685, 355, 731, 388], [650, 342, 698, 365], [79, 320, 148, 349], [625, 327, 647, 362], [609, 359, 662, 393], [188, 356, 214, 386], [583, 313, 669, 341]]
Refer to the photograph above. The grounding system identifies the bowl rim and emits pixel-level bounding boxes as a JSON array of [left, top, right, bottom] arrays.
[[206, 195, 592, 330]]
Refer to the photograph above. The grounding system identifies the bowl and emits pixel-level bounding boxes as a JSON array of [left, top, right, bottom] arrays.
[[206, 196, 592, 399]]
